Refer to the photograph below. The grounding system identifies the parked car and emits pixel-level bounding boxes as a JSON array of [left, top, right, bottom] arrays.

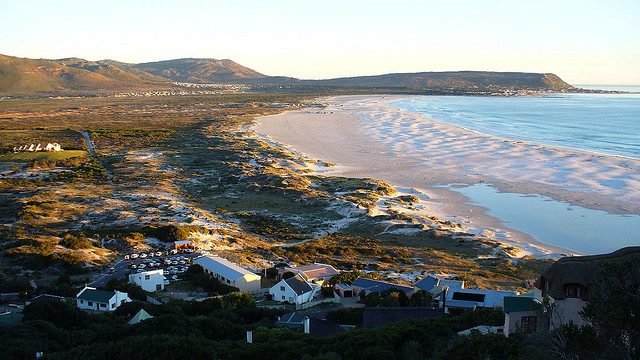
[[170, 249, 178, 255], [138, 264, 146, 269], [131, 253, 139, 259], [107, 267, 115, 274], [131, 264, 137, 269], [124, 255, 130, 260], [155, 251, 163, 257], [139, 253, 147, 258]]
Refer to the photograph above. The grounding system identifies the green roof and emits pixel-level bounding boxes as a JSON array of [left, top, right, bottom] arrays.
[[77, 288, 115, 303], [503, 296, 541, 313], [128, 309, 154, 325]]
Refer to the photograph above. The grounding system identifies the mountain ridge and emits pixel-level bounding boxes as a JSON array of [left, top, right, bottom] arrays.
[[0, 53, 574, 96]]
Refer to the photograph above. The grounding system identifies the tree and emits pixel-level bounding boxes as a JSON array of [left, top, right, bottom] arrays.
[[282, 271, 296, 280], [409, 290, 433, 307], [580, 257, 640, 359], [220, 292, 255, 310]]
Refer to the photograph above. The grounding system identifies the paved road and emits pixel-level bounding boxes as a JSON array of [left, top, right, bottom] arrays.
[[89, 252, 199, 288]]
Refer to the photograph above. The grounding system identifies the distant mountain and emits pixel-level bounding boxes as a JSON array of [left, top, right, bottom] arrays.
[[132, 58, 269, 83], [306, 71, 572, 90], [0, 54, 574, 96]]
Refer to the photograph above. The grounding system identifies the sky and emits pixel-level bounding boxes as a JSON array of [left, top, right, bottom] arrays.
[[1, 0, 639, 85]]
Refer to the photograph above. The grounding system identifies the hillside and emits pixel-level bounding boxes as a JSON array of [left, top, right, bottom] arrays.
[[307, 71, 573, 90], [0, 53, 575, 96]]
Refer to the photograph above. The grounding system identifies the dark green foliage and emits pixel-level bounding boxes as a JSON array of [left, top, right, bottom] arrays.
[[105, 278, 150, 301], [580, 257, 640, 359], [327, 270, 380, 286], [282, 271, 295, 280], [325, 307, 363, 326], [22, 299, 93, 330], [380, 288, 409, 307], [438, 333, 521, 360], [409, 290, 433, 307], [0, 275, 34, 294]]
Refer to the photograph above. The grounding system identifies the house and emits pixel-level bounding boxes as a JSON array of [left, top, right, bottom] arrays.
[[362, 307, 442, 328], [76, 286, 130, 311], [193, 256, 261, 293], [442, 288, 517, 312], [414, 274, 465, 294], [128, 308, 154, 325], [351, 278, 414, 297], [269, 275, 319, 305], [275, 309, 334, 328], [503, 295, 548, 336], [281, 263, 340, 285], [129, 269, 166, 292], [44, 143, 62, 152], [334, 283, 353, 298], [174, 240, 191, 250], [533, 246, 640, 329]]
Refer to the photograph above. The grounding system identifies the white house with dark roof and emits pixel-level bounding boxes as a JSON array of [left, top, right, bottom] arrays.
[[269, 275, 319, 305], [194, 256, 261, 293], [76, 286, 130, 311], [129, 269, 166, 292], [281, 263, 340, 285]]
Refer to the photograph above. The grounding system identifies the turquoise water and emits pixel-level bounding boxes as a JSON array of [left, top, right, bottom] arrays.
[[390, 92, 640, 159], [446, 184, 640, 255]]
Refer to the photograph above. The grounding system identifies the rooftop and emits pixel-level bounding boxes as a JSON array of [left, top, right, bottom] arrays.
[[194, 256, 259, 281], [285, 275, 314, 295], [76, 287, 115, 303]]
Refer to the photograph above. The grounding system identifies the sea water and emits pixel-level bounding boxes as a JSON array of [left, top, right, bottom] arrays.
[[389, 91, 640, 254], [390, 92, 640, 160]]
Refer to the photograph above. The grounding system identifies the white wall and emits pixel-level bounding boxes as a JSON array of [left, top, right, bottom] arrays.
[[129, 270, 165, 292]]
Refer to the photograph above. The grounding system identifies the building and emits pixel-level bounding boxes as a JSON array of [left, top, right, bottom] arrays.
[[194, 256, 261, 293], [442, 288, 517, 312], [533, 246, 640, 329], [129, 269, 167, 292], [173, 240, 191, 250], [334, 283, 353, 298], [281, 264, 340, 285], [76, 286, 130, 311], [503, 295, 548, 336], [269, 275, 319, 305], [26, 294, 65, 305], [351, 278, 414, 297]]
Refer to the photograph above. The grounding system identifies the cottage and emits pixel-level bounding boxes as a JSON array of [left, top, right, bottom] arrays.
[[76, 286, 130, 311], [281, 263, 340, 285], [350, 278, 414, 297], [534, 246, 640, 329], [129, 269, 166, 292], [269, 275, 319, 305], [503, 295, 548, 336], [193, 256, 261, 293]]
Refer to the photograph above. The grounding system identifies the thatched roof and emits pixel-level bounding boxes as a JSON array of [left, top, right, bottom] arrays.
[[535, 247, 640, 300]]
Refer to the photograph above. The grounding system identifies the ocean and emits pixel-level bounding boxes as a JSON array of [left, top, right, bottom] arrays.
[[387, 91, 640, 254], [389, 91, 640, 160]]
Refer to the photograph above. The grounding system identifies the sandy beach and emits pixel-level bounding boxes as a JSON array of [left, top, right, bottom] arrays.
[[252, 95, 640, 256]]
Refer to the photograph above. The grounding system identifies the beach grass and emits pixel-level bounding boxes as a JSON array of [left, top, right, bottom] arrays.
[[0, 150, 88, 163]]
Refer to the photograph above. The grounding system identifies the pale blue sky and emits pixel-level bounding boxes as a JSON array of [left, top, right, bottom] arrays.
[[1, 0, 639, 84]]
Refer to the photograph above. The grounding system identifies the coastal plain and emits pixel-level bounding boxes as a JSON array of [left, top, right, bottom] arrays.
[[253, 95, 640, 256]]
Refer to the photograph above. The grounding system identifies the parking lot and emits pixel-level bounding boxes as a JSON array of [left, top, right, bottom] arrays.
[[90, 249, 198, 288]]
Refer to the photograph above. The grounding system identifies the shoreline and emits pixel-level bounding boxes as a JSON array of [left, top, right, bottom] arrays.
[[252, 95, 640, 257]]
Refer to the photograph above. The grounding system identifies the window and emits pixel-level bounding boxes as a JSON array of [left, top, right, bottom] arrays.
[[99, 303, 106, 308], [80, 300, 84, 304], [112, 303, 116, 308], [156, 284, 162, 291], [521, 316, 537, 333], [280, 286, 285, 291], [564, 284, 584, 298], [88, 301, 93, 306], [281, 295, 285, 299], [227, 279, 231, 284], [145, 275, 150, 280]]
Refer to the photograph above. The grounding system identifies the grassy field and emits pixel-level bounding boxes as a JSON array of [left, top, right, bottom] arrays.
[[0, 150, 88, 163]]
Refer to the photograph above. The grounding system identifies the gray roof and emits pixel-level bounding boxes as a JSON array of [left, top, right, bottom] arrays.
[[77, 288, 115, 303], [285, 275, 313, 295], [128, 309, 154, 325], [415, 275, 464, 292], [194, 256, 258, 281], [351, 278, 413, 294], [446, 289, 516, 308]]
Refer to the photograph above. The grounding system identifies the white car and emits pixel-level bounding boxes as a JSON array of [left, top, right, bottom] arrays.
[[130, 264, 137, 269], [170, 249, 178, 255], [131, 254, 139, 259], [155, 251, 163, 257], [138, 263, 146, 269], [139, 253, 147, 258], [124, 255, 130, 260]]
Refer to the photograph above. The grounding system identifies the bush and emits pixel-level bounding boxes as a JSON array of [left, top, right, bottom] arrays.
[[60, 233, 92, 250]]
